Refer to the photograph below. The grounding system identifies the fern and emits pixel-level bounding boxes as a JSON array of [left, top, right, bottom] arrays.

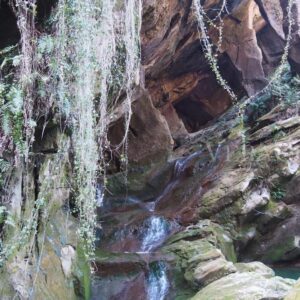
[[0, 158, 10, 189]]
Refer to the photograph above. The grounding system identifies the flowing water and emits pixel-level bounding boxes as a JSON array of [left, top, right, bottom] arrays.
[[53, 1, 206, 296], [92, 149, 214, 298], [141, 216, 170, 252], [146, 261, 170, 300], [174, 150, 203, 177], [92, 146, 221, 298]]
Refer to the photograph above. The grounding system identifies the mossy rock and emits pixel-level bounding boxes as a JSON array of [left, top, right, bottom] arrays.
[[0, 269, 15, 300], [235, 262, 274, 277], [191, 271, 295, 300], [198, 169, 255, 218], [165, 220, 236, 263], [163, 220, 238, 289]]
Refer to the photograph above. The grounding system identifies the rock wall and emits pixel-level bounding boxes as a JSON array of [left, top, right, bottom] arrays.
[[1, 0, 300, 299]]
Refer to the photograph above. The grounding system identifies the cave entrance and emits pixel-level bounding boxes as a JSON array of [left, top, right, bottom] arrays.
[[0, 0, 58, 50], [173, 98, 214, 133], [0, 1, 19, 49], [35, 0, 58, 26]]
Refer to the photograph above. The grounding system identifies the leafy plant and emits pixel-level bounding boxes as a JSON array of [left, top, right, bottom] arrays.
[[271, 186, 286, 201]]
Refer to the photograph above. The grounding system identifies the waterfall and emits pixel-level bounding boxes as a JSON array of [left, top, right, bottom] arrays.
[[174, 150, 203, 177], [96, 184, 104, 207], [147, 261, 169, 300], [141, 216, 170, 252]]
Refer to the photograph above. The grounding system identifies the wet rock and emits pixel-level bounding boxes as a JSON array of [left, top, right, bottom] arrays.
[[91, 251, 171, 300], [284, 279, 300, 300], [92, 271, 146, 300], [191, 271, 295, 300], [93, 251, 147, 276]]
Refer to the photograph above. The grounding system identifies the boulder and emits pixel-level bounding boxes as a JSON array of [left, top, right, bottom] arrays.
[[199, 168, 255, 218], [235, 261, 275, 277], [191, 271, 295, 300], [163, 220, 237, 288], [285, 279, 300, 300]]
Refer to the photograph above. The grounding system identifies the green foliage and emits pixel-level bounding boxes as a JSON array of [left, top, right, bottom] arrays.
[[272, 70, 300, 106], [0, 159, 10, 189], [271, 186, 286, 201], [0, 197, 45, 267], [0, 206, 6, 224], [246, 65, 300, 123], [0, 45, 25, 152], [0, 83, 24, 151]]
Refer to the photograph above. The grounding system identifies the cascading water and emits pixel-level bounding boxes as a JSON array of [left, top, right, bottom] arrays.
[[96, 184, 104, 207], [174, 150, 203, 177], [141, 216, 170, 252], [140, 216, 171, 299], [146, 261, 170, 300], [154, 150, 203, 210]]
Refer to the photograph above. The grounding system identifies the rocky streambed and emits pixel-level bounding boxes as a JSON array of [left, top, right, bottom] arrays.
[[92, 100, 300, 299]]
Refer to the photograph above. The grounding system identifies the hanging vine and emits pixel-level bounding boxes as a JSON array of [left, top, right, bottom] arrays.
[[193, 0, 296, 158], [0, 0, 143, 276]]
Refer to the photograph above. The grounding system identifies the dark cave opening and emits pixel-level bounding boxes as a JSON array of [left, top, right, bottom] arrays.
[[173, 98, 214, 133], [35, 0, 58, 27], [0, 1, 20, 49], [171, 54, 247, 134], [0, 0, 57, 50]]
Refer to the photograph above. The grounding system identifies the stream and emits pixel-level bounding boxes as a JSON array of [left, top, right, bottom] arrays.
[[91, 150, 206, 299]]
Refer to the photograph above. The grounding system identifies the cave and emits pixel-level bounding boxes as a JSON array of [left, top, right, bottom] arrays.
[[0, 1, 19, 49], [171, 55, 246, 133], [35, 0, 58, 26], [0, 0, 57, 50], [174, 97, 214, 132]]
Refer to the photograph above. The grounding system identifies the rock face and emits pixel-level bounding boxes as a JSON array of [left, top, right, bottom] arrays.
[[141, 0, 300, 140], [1, 0, 300, 299], [285, 279, 300, 300], [109, 88, 173, 167], [191, 272, 294, 300], [163, 220, 237, 290]]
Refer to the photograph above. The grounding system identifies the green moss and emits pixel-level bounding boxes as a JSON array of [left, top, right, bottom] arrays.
[[262, 237, 295, 262], [76, 245, 91, 300], [0, 269, 14, 299]]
